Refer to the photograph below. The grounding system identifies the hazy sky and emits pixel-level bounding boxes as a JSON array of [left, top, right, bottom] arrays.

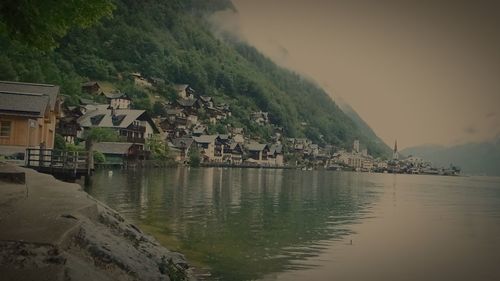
[[212, 0, 500, 149]]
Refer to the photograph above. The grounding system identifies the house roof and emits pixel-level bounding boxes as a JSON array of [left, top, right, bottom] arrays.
[[247, 142, 268, 152], [199, 96, 212, 102], [166, 108, 183, 115], [176, 98, 197, 107], [217, 134, 230, 141], [82, 81, 100, 87], [93, 142, 133, 155], [229, 142, 242, 150], [172, 138, 194, 149], [193, 125, 207, 134], [193, 135, 218, 144], [269, 144, 283, 154], [0, 92, 49, 117], [174, 84, 189, 91], [233, 134, 244, 143], [78, 108, 146, 128], [0, 81, 59, 111]]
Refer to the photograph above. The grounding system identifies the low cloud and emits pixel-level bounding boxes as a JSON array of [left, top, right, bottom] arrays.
[[208, 9, 246, 42]]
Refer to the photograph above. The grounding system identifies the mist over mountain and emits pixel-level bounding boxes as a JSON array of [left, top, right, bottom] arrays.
[[336, 100, 391, 157], [0, 0, 390, 156], [401, 138, 500, 176]]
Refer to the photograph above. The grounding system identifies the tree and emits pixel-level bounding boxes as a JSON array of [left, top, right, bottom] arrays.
[[152, 101, 166, 117], [0, 55, 18, 80], [0, 0, 115, 50], [93, 151, 106, 164], [147, 134, 170, 160], [54, 133, 66, 150], [188, 145, 201, 167]]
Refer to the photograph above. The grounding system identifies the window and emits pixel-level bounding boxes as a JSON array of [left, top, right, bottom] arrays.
[[0, 121, 12, 137]]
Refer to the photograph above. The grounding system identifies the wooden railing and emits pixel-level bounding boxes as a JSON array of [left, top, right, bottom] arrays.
[[25, 148, 90, 178], [119, 136, 146, 144]]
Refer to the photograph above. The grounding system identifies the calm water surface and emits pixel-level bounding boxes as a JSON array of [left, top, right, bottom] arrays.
[[86, 168, 500, 281]]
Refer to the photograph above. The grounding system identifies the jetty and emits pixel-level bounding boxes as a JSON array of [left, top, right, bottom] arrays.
[[25, 148, 91, 180]]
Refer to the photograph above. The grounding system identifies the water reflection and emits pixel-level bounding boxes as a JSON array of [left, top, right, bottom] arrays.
[[87, 168, 381, 280]]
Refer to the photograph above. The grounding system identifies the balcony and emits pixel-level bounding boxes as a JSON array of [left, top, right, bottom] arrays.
[[127, 124, 146, 133], [119, 136, 145, 144]]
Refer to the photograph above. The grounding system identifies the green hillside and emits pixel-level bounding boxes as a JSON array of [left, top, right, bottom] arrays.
[[401, 138, 500, 176], [0, 0, 390, 157]]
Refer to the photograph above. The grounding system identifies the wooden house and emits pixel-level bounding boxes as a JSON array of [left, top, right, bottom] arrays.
[[93, 142, 146, 165], [176, 98, 201, 115], [247, 142, 270, 164], [268, 144, 284, 166], [77, 107, 160, 150], [171, 137, 194, 163], [174, 84, 195, 99], [103, 91, 131, 109], [81, 81, 102, 95], [0, 81, 61, 155], [56, 104, 85, 144], [227, 142, 243, 164], [193, 135, 218, 162]]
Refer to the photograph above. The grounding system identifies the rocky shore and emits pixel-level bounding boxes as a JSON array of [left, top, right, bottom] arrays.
[[0, 163, 193, 281]]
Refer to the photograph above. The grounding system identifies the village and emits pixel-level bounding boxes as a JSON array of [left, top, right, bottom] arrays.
[[0, 77, 459, 175]]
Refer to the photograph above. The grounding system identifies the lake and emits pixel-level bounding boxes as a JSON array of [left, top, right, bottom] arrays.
[[85, 168, 500, 281]]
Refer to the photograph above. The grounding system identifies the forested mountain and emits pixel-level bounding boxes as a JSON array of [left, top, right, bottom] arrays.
[[401, 138, 500, 176], [0, 0, 390, 157]]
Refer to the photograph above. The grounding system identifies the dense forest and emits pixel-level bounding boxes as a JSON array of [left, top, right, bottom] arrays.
[[0, 0, 390, 157]]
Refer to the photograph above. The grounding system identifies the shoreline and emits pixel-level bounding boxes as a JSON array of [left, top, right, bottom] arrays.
[[0, 162, 194, 281]]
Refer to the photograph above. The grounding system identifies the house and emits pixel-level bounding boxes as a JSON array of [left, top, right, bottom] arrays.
[[164, 108, 186, 124], [57, 104, 82, 144], [174, 84, 195, 99], [192, 124, 207, 136], [251, 111, 269, 125], [78, 107, 160, 149], [149, 77, 165, 87], [268, 144, 284, 166], [81, 81, 102, 95], [334, 150, 364, 170], [228, 142, 244, 164], [198, 96, 213, 108], [293, 138, 312, 152], [206, 106, 227, 124], [103, 92, 131, 109], [171, 137, 194, 163], [213, 135, 231, 163], [193, 135, 218, 162], [93, 142, 145, 165], [186, 114, 198, 127], [176, 98, 200, 114], [247, 142, 270, 164], [0, 81, 61, 155], [131, 72, 152, 88]]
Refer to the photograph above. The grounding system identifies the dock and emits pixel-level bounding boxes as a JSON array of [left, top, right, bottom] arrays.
[[25, 148, 91, 180]]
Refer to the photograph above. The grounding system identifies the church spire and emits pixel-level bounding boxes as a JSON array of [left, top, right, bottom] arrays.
[[393, 139, 399, 160]]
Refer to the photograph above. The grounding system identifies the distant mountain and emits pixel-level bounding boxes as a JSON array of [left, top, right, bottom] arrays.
[[401, 139, 500, 176]]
